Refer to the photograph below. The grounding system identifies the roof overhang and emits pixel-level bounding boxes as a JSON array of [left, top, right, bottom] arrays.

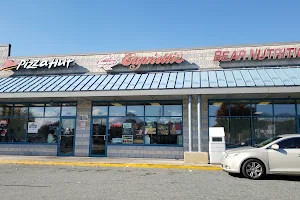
[[0, 86, 299, 99]]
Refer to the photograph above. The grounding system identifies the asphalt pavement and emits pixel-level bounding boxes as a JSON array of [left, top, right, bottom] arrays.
[[0, 164, 299, 200]]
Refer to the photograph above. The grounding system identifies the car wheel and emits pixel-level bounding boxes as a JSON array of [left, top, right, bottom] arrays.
[[241, 159, 265, 180]]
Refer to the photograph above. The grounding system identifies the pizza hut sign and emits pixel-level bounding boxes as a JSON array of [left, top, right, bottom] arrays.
[[0, 59, 74, 71]]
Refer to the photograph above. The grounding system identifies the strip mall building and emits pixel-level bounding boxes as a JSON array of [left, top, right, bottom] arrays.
[[0, 42, 300, 161]]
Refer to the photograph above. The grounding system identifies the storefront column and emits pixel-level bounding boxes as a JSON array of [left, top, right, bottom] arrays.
[[74, 99, 92, 157], [188, 95, 192, 152], [197, 95, 201, 152]]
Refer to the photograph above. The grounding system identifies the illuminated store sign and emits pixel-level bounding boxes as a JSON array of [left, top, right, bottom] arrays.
[[122, 52, 184, 70], [214, 47, 300, 62], [17, 59, 74, 70], [0, 59, 74, 71]]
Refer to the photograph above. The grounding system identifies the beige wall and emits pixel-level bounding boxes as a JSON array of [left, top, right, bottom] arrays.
[[2, 42, 300, 77]]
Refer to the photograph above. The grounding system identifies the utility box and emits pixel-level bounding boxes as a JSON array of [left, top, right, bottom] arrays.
[[209, 127, 225, 164]]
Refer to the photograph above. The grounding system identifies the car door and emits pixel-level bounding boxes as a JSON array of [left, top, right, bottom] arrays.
[[268, 137, 300, 174]]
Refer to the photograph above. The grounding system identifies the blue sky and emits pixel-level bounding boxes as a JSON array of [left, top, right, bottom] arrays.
[[1, 0, 299, 56]]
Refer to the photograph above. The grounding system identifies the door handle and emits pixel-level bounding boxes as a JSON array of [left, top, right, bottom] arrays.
[[104, 135, 106, 141]]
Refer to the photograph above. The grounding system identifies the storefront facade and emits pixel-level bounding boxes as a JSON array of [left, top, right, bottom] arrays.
[[0, 42, 300, 160]]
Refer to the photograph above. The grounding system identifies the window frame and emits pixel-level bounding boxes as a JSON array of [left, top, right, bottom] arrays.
[[0, 102, 77, 145], [208, 98, 299, 149], [92, 100, 184, 147]]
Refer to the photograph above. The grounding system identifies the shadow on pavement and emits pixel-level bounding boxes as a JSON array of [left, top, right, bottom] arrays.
[[265, 175, 300, 182]]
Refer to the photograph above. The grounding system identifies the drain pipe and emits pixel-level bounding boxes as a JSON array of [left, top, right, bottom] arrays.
[[188, 95, 192, 152], [197, 95, 201, 152]]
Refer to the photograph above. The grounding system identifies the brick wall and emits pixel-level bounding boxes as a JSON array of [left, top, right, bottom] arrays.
[[0, 144, 57, 156]]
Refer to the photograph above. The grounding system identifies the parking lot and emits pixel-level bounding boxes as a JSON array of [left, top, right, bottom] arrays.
[[0, 164, 299, 200]]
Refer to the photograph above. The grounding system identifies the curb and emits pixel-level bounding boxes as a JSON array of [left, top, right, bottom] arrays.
[[0, 160, 221, 171]]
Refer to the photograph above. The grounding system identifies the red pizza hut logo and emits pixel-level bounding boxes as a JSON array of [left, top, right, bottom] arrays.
[[97, 56, 119, 71], [0, 60, 18, 71]]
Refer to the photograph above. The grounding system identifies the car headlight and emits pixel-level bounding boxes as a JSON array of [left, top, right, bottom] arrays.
[[225, 153, 239, 159]]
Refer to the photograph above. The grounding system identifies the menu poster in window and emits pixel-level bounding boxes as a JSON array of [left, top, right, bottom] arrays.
[[122, 135, 133, 144], [145, 122, 156, 134], [0, 120, 8, 136], [157, 124, 169, 135], [122, 123, 132, 135], [28, 122, 39, 134], [170, 123, 182, 135]]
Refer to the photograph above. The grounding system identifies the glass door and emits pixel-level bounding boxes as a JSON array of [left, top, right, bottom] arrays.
[[90, 117, 107, 156], [58, 118, 76, 156]]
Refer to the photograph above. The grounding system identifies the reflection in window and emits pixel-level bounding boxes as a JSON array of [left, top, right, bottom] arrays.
[[14, 105, 28, 117], [92, 106, 108, 116], [253, 118, 274, 145], [230, 101, 251, 116], [0, 118, 27, 143], [109, 105, 126, 116], [145, 103, 163, 116], [228, 117, 251, 148], [0, 104, 13, 117], [127, 106, 144, 116], [27, 118, 60, 143], [29, 106, 44, 117], [45, 106, 61, 117], [208, 102, 229, 116], [145, 117, 183, 145], [164, 105, 182, 116], [61, 106, 77, 116], [274, 117, 296, 135], [252, 101, 273, 116], [274, 100, 296, 117], [108, 117, 144, 144]]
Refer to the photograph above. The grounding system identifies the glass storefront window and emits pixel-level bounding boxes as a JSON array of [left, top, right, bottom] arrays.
[[27, 118, 60, 143], [92, 106, 108, 116], [0, 104, 13, 117], [145, 103, 163, 116], [164, 103, 182, 116], [252, 117, 274, 146], [109, 104, 126, 116], [274, 117, 296, 135], [29, 104, 45, 117], [14, 104, 28, 117], [252, 101, 273, 116], [92, 101, 183, 146], [127, 105, 144, 116], [45, 105, 61, 117], [145, 117, 182, 145], [61, 106, 77, 116], [228, 117, 251, 148], [108, 117, 144, 144], [230, 101, 251, 116], [208, 101, 229, 116], [0, 118, 27, 143], [274, 100, 296, 117]]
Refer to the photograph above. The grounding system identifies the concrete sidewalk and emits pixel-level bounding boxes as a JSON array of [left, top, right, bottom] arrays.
[[0, 155, 221, 170]]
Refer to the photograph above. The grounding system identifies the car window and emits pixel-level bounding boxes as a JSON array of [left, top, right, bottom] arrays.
[[277, 138, 300, 149]]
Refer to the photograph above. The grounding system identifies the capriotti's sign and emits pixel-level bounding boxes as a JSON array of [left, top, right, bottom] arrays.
[[214, 47, 300, 62], [0, 59, 74, 71], [121, 52, 184, 70]]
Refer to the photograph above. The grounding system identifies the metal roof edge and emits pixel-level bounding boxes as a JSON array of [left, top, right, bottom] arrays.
[[8, 41, 300, 59], [0, 44, 10, 47]]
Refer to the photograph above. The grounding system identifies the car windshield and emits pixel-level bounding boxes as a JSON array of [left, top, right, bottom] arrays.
[[254, 136, 282, 148]]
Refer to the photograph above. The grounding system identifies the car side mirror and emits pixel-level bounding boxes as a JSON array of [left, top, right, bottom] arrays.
[[270, 144, 279, 150]]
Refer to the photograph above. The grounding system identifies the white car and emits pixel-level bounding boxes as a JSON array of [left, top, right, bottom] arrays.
[[220, 134, 300, 180]]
